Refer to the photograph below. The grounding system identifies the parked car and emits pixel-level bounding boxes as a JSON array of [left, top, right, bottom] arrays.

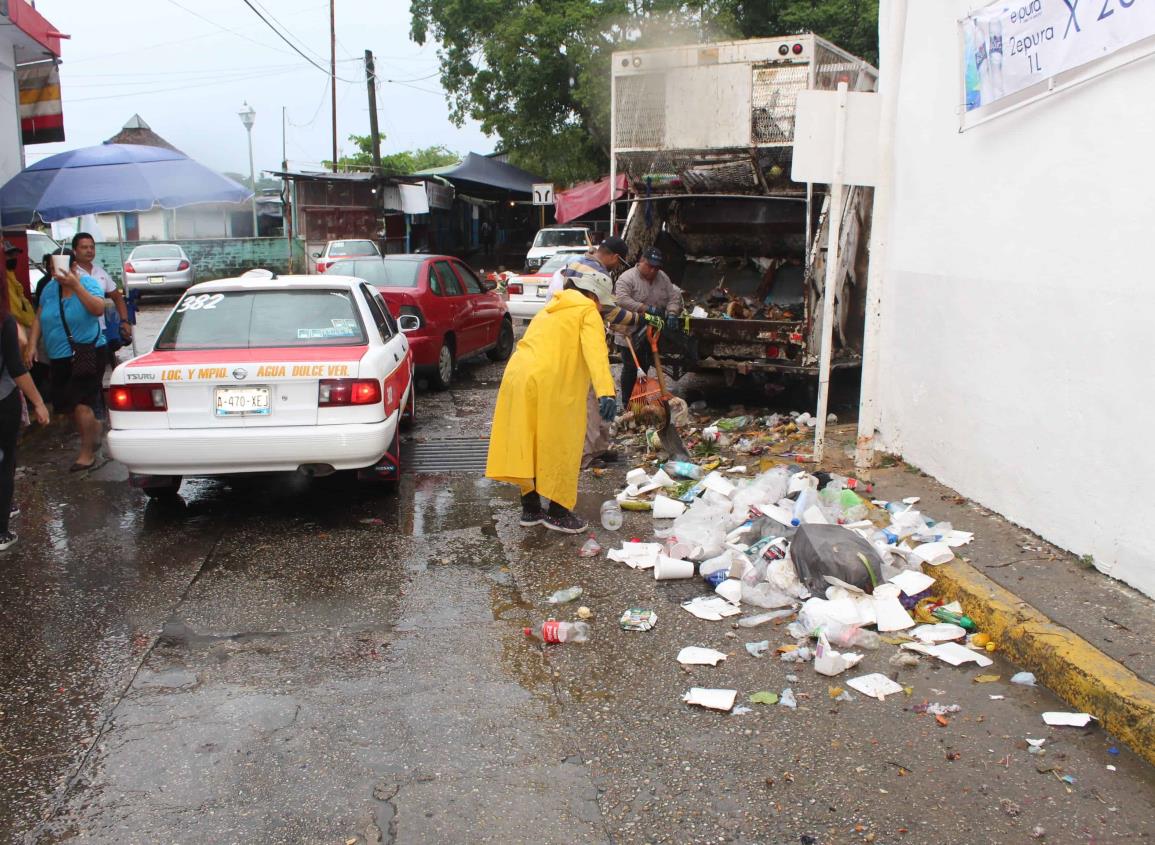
[[312, 239, 381, 274], [25, 229, 59, 276], [123, 243, 194, 295], [324, 254, 513, 390], [525, 226, 592, 270], [504, 248, 589, 321], [106, 275, 416, 497]]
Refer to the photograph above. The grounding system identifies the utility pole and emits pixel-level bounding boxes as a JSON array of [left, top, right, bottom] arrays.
[[329, 0, 337, 171], [282, 105, 293, 272], [365, 49, 382, 172]]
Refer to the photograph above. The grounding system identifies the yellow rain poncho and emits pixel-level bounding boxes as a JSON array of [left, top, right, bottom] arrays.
[[486, 289, 615, 510]]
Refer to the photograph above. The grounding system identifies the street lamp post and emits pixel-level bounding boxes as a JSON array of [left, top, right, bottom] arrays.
[[238, 102, 258, 237]]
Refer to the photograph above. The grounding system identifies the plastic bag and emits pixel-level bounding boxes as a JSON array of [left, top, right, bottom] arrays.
[[790, 524, 885, 595], [671, 501, 730, 560]]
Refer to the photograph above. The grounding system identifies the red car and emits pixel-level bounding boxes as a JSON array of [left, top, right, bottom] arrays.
[[324, 255, 513, 389]]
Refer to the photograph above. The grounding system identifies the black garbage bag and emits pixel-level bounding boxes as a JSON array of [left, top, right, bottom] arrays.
[[790, 524, 883, 595]]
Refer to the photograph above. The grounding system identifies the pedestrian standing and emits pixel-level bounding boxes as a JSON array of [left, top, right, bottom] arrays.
[[71, 233, 131, 356], [0, 276, 51, 550], [26, 254, 107, 472]]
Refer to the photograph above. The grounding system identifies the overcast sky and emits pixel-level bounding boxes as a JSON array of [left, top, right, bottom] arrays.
[[31, 0, 494, 176]]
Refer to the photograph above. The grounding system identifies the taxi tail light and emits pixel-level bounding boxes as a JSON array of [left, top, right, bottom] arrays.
[[124, 261, 136, 274], [109, 384, 167, 412], [506, 282, 523, 296], [318, 378, 381, 407], [398, 305, 424, 328], [177, 260, 190, 271]]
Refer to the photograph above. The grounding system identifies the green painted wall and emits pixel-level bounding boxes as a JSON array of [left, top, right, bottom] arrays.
[[95, 237, 308, 285]]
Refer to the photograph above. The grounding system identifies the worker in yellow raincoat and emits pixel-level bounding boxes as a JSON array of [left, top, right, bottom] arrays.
[[486, 267, 623, 533]]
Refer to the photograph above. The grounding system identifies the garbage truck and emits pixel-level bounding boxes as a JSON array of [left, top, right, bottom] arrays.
[[610, 35, 877, 388]]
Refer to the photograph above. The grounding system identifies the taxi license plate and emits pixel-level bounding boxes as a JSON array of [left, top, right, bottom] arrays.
[[214, 386, 270, 416], [148, 275, 166, 284], [535, 287, 549, 298]]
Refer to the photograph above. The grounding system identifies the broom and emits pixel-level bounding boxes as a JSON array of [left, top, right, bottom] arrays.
[[625, 334, 667, 428]]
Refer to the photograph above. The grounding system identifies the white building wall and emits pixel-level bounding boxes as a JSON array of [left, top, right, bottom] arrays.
[[0, 38, 24, 185], [878, 1, 1155, 596]]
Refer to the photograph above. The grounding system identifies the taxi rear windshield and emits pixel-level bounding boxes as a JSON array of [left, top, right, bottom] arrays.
[[155, 290, 367, 350]]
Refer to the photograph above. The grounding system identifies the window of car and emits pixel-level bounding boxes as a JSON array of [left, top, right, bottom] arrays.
[[533, 229, 588, 248], [323, 258, 420, 288], [155, 289, 367, 350], [539, 252, 585, 273], [433, 260, 462, 296], [454, 262, 484, 295], [131, 244, 184, 260], [360, 283, 392, 341], [374, 292, 399, 335], [327, 240, 379, 258]]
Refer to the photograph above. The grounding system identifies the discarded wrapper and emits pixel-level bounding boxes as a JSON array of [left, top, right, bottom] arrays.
[[911, 623, 967, 643], [714, 578, 743, 605], [681, 595, 742, 621], [682, 687, 737, 711], [619, 608, 658, 632], [677, 646, 728, 666], [846, 673, 905, 701], [902, 641, 994, 668], [813, 632, 864, 677], [888, 569, 936, 596], [1042, 712, 1096, 727], [625, 467, 650, 486], [911, 542, 955, 566], [608, 542, 661, 570]]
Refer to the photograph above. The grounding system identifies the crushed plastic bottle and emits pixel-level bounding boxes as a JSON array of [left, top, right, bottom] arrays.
[[931, 607, 976, 631], [546, 586, 583, 604], [664, 461, 703, 480], [578, 535, 602, 558], [600, 500, 623, 531], [779, 688, 798, 708], [524, 620, 590, 643]]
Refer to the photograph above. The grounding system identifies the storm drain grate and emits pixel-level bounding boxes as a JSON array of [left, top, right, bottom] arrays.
[[403, 438, 490, 474]]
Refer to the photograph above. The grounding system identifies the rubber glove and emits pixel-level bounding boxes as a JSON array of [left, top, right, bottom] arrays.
[[598, 395, 619, 422], [642, 312, 664, 330]]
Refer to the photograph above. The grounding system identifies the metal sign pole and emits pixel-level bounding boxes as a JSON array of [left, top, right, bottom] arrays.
[[812, 81, 849, 465]]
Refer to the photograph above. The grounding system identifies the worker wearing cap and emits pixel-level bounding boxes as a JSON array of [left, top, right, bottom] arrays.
[[614, 246, 684, 406], [487, 267, 621, 534]]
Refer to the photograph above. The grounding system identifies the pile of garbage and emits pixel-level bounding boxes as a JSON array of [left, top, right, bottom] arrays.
[[598, 446, 1015, 711]]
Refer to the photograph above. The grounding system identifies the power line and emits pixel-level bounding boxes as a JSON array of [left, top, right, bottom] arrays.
[[164, 0, 293, 58], [67, 65, 302, 103], [239, 0, 358, 83], [249, 0, 330, 63]]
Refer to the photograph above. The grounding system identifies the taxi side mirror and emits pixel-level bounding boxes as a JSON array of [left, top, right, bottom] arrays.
[[398, 314, 420, 333]]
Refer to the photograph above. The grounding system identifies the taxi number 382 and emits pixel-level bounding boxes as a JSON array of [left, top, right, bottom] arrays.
[[176, 293, 224, 313]]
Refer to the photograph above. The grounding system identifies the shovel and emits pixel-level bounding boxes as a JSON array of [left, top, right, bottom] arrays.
[[646, 326, 691, 461]]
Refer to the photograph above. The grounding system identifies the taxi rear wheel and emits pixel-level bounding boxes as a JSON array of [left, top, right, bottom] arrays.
[[141, 477, 182, 498], [400, 385, 416, 431]]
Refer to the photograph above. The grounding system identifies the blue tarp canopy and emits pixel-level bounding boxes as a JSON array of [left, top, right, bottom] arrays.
[[0, 143, 252, 226]]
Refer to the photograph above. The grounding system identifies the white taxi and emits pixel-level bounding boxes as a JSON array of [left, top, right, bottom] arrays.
[[107, 275, 416, 497]]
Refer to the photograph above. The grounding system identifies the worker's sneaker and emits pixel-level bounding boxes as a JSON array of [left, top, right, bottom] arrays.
[[598, 450, 620, 463], [519, 508, 546, 527], [543, 511, 588, 534], [0, 530, 16, 551]]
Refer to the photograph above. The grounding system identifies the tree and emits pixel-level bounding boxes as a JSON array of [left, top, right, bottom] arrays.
[[409, 0, 878, 183], [327, 134, 460, 174]]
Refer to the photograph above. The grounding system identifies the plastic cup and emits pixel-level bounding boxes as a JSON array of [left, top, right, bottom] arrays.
[[626, 468, 649, 486], [51, 254, 70, 275], [654, 555, 694, 580], [652, 495, 686, 519]]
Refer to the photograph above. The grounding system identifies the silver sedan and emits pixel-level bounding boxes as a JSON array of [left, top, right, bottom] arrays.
[[123, 244, 195, 295]]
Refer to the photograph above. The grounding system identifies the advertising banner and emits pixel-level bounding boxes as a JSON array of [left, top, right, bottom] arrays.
[[962, 0, 1155, 113]]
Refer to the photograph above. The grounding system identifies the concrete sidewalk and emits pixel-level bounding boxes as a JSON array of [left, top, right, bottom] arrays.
[[821, 424, 1155, 765]]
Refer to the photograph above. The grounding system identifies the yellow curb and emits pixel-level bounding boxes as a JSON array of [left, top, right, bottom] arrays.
[[928, 559, 1155, 767]]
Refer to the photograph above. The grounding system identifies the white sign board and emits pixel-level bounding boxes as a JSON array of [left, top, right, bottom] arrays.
[[961, 0, 1155, 115], [532, 183, 554, 205], [791, 90, 880, 187]]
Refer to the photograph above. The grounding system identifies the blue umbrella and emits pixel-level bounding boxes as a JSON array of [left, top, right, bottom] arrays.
[[0, 142, 252, 226]]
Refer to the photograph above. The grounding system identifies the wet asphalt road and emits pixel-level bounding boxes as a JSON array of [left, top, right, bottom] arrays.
[[0, 305, 1152, 844]]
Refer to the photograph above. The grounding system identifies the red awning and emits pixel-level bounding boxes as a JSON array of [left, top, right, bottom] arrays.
[[554, 174, 627, 224]]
